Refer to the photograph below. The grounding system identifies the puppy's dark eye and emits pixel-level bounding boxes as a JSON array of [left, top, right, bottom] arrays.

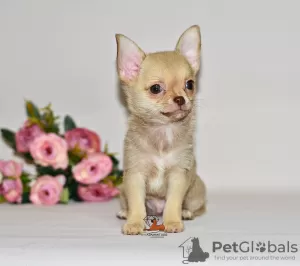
[[150, 84, 162, 94], [185, 80, 194, 90]]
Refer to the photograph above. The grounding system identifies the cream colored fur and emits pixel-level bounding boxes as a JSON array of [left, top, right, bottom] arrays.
[[115, 25, 207, 235]]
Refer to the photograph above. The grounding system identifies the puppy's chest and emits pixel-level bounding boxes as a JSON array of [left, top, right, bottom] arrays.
[[146, 151, 179, 193], [144, 126, 181, 193], [148, 125, 177, 152]]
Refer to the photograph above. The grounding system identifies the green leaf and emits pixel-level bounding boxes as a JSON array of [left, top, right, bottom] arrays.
[[25, 100, 41, 119], [21, 192, 30, 204], [27, 117, 43, 127], [23, 185, 30, 193], [64, 115, 77, 132], [39, 103, 61, 134], [114, 175, 123, 186], [36, 165, 67, 176], [104, 170, 123, 187], [117, 169, 123, 176], [41, 116, 60, 134], [112, 170, 123, 186], [103, 175, 116, 183], [68, 151, 82, 166], [110, 155, 119, 166], [108, 155, 120, 174], [1, 128, 16, 150], [114, 169, 123, 186], [49, 123, 60, 134], [0, 195, 6, 204], [23, 152, 34, 162], [68, 179, 82, 202], [20, 173, 34, 193], [60, 188, 69, 204]]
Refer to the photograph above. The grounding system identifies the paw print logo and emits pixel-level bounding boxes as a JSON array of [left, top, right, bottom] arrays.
[[256, 242, 266, 252]]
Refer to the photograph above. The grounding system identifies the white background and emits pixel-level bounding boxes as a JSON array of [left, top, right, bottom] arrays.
[[1, 0, 300, 194]]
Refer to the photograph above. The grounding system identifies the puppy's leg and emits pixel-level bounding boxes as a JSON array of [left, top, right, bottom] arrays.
[[182, 175, 207, 220], [163, 168, 189, 233], [116, 185, 128, 219], [122, 173, 146, 235]]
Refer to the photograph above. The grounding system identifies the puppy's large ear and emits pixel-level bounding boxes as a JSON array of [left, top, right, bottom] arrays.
[[115, 34, 146, 83], [175, 25, 201, 74]]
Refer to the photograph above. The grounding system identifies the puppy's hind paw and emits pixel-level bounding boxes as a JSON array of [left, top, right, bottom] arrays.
[[182, 209, 194, 220], [116, 210, 127, 220]]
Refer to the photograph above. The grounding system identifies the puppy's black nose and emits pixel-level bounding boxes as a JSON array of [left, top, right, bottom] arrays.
[[173, 96, 185, 106]]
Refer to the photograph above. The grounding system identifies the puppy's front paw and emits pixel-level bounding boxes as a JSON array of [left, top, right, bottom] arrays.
[[164, 221, 184, 233], [122, 222, 144, 235]]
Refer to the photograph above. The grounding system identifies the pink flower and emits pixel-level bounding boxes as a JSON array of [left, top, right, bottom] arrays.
[[15, 121, 44, 153], [29, 175, 66, 205], [1, 178, 23, 203], [64, 128, 101, 154], [77, 183, 119, 202], [72, 153, 113, 184], [0, 160, 22, 178], [29, 133, 69, 169]]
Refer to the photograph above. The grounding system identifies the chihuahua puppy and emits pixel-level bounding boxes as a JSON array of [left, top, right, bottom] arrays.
[[115, 25, 206, 235]]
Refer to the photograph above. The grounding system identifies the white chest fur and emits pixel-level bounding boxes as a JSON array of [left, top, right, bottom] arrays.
[[146, 124, 181, 192], [153, 125, 175, 146], [164, 126, 174, 144], [148, 151, 178, 192]]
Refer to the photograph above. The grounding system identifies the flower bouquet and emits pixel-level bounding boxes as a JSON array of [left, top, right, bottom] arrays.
[[0, 100, 123, 205]]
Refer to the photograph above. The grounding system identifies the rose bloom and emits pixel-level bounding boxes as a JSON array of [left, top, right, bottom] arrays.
[[0, 160, 22, 178], [64, 128, 101, 154], [72, 153, 113, 185], [77, 183, 119, 202], [1, 178, 23, 203], [29, 175, 66, 205], [15, 121, 44, 153], [29, 133, 69, 169]]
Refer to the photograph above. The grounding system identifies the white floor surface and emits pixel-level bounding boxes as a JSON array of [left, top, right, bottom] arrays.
[[1, 191, 300, 266]]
